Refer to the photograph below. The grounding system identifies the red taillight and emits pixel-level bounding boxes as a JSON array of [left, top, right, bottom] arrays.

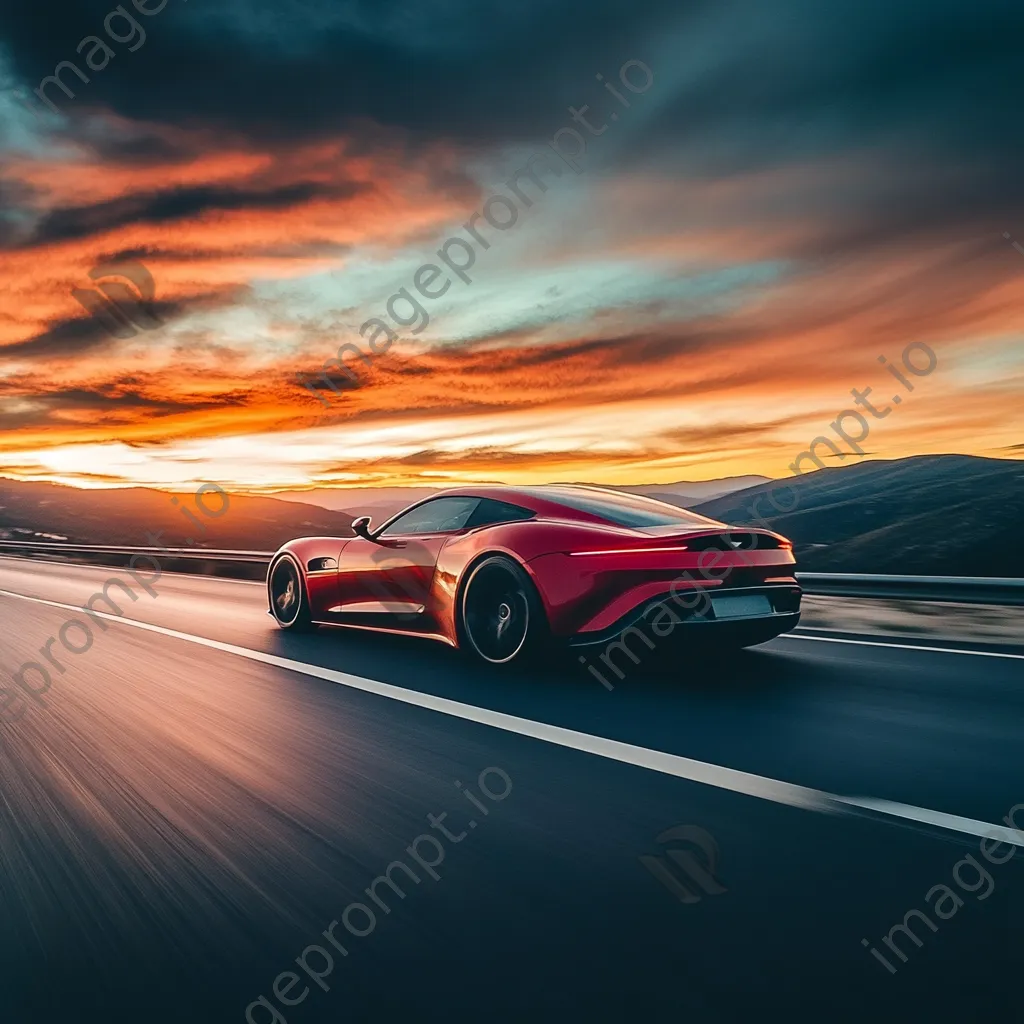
[[568, 545, 690, 556], [778, 539, 793, 550]]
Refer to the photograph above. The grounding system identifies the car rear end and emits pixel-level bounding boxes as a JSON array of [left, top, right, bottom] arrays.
[[527, 526, 800, 648]]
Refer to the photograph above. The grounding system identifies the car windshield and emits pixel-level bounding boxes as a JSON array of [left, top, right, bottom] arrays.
[[536, 487, 724, 529], [377, 496, 480, 536]]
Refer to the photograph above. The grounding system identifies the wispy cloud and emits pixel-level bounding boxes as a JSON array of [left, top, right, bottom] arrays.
[[0, 1, 1022, 488]]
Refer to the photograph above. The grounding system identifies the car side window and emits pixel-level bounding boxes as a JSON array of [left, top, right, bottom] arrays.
[[378, 497, 481, 537], [466, 498, 536, 529]]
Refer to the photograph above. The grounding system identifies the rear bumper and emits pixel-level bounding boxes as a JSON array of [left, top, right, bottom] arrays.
[[567, 584, 801, 649]]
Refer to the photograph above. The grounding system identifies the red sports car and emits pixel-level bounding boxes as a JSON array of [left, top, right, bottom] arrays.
[[267, 485, 801, 665]]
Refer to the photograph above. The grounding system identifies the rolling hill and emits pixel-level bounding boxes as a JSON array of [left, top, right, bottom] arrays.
[[694, 454, 1024, 577], [270, 475, 771, 522], [2, 456, 1021, 576], [0, 480, 355, 551]]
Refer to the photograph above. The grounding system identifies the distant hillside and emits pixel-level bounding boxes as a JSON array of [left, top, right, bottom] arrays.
[[271, 475, 771, 522], [694, 455, 1024, 577], [608, 475, 771, 505], [0, 480, 354, 550], [5, 457, 1020, 574], [270, 486, 442, 515]]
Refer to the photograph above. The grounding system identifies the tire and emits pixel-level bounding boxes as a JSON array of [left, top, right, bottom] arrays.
[[268, 555, 317, 632], [458, 555, 547, 666]]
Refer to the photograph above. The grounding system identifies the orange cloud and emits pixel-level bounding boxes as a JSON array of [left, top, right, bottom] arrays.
[[0, 119, 477, 351], [1, 136, 1021, 489]]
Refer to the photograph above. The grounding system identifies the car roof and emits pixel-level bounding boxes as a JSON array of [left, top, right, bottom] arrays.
[[413, 483, 716, 526], [423, 483, 612, 510]]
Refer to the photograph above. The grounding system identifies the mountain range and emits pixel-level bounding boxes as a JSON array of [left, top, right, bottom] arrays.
[[695, 454, 1024, 577], [0, 455, 1020, 576], [0, 480, 355, 551], [269, 475, 770, 522]]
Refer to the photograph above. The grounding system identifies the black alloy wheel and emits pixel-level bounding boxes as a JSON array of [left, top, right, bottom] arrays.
[[269, 556, 315, 631], [460, 556, 545, 665]]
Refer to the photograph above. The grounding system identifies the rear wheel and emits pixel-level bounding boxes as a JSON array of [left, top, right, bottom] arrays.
[[459, 556, 546, 666], [268, 556, 316, 631]]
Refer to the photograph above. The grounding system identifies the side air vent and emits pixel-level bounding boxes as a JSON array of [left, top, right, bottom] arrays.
[[307, 556, 338, 572], [685, 533, 781, 552]]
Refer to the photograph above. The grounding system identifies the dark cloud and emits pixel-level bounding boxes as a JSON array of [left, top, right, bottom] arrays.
[[0, 177, 43, 246], [6, 0, 697, 145], [4, 0, 1023, 268], [3, 0, 1023, 456], [0, 380, 249, 431], [656, 415, 817, 448], [5, 0, 1020, 176], [361, 446, 624, 469], [81, 240, 356, 263], [642, 0, 1024, 165], [0, 308, 136, 360], [0, 288, 225, 361], [73, 123, 199, 165], [44, 386, 246, 413], [19, 181, 366, 247]]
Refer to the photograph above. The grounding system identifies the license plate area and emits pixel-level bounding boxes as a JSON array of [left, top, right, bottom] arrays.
[[710, 594, 773, 619]]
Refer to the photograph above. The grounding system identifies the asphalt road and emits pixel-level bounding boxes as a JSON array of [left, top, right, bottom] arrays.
[[0, 556, 1022, 1023]]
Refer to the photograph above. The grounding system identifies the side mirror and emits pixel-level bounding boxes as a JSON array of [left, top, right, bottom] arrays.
[[351, 515, 373, 540]]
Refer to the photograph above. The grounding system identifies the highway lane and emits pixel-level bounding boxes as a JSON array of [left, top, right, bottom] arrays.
[[2, 556, 1023, 822], [0, 557, 1023, 1022]]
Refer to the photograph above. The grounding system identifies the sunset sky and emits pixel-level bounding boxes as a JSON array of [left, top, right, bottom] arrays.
[[1, 0, 1022, 493]]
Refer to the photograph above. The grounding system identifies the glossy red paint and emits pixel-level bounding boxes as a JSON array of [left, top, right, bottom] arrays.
[[268, 484, 802, 652]]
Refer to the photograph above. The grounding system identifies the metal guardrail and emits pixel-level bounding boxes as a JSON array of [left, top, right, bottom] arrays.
[[0, 542, 1021, 603], [795, 572, 1024, 606], [0, 541, 274, 581], [0, 541, 272, 560]]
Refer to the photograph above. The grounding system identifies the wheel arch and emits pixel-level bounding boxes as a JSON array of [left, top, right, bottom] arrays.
[[453, 549, 549, 648]]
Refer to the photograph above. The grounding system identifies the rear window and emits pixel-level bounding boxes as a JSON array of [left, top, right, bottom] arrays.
[[537, 487, 723, 529], [466, 498, 536, 529]]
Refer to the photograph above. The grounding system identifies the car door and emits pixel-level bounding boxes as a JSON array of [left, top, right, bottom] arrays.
[[335, 496, 480, 624]]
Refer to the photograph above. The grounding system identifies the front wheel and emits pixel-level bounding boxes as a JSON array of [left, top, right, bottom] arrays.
[[458, 556, 547, 666], [268, 556, 317, 631]]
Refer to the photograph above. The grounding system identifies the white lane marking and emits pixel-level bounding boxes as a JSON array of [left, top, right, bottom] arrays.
[[783, 632, 1024, 661], [0, 588, 828, 811], [158, 573, 263, 587], [156, 574, 264, 587], [0, 556, 264, 587], [0, 587, 1019, 847], [834, 797, 1024, 847]]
